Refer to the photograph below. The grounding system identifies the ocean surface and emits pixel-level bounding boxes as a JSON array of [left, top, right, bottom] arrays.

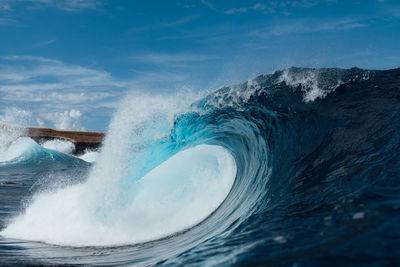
[[0, 67, 399, 266]]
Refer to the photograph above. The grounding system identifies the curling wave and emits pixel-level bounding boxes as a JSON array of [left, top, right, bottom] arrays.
[[0, 67, 399, 265]]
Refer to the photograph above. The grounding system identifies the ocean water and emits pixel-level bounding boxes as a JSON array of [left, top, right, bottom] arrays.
[[0, 67, 399, 266]]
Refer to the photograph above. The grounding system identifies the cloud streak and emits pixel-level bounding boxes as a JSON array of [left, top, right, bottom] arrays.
[[0, 56, 125, 130], [132, 52, 219, 66], [0, 53, 211, 130], [225, 7, 248, 15], [200, 0, 216, 11], [0, 0, 103, 27], [224, 1, 338, 15], [127, 51, 222, 90], [0, 0, 103, 13], [19, 0, 102, 11], [249, 18, 368, 37]]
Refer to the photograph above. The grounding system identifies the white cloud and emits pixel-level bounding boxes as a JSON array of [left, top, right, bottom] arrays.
[[0, 17, 16, 25], [270, 0, 336, 8], [35, 38, 56, 47], [225, 7, 248, 15], [3, 55, 60, 63], [129, 70, 189, 85], [44, 109, 86, 131], [132, 53, 219, 67], [0, 56, 124, 91], [250, 18, 368, 37], [17, 0, 102, 11], [0, 106, 86, 131], [127, 52, 221, 90], [0, 53, 218, 130], [0, 56, 125, 130], [126, 16, 199, 36], [224, 0, 338, 15], [0, 0, 102, 26], [160, 16, 198, 28], [200, 0, 216, 11], [253, 3, 267, 11]]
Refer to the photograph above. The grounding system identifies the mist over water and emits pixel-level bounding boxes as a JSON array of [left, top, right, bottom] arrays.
[[0, 125, 25, 162]]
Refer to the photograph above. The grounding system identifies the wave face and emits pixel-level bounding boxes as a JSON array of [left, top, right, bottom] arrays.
[[0, 67, 399, 265]]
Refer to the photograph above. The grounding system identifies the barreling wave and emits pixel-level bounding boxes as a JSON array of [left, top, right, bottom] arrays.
[[1, 67, 399, 265]]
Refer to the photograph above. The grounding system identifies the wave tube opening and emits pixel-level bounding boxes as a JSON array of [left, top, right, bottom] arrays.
[[1, 144, 236, 246]]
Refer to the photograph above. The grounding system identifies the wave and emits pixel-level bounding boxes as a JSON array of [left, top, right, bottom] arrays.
[[0, 125, 89, 171], [0, 124, 25, 162], [77, 149, 99, 163], [41, 139, 76, 155], [1, 67, 399, 264], [0, 126, 98, 170], [40, 139, 100, 163], [0, 137, 88, 169]]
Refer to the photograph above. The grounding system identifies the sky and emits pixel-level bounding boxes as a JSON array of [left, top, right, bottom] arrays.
[[0, 0, 399, 131]]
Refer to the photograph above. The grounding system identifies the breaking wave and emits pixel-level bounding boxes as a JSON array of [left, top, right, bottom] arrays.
[[1, 67, 399, 265]]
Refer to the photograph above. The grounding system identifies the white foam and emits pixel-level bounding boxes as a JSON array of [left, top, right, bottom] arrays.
[[88, 90, 201, 191], [78, 150, 99, 163], [41, 139, 75, 155], [352, 212, 365, 220], [0, 137, 37, 162], [204, 79, 262, 110], [1, 145, 236, 246], [0, 124, 26, 162], [279, 68, 342, 103]]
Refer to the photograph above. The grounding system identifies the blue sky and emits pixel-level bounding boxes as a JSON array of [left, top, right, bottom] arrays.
[[0, 0, 399, 131]]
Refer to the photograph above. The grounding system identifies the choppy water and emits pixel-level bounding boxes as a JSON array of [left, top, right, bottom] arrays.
[[0, 67, 399, 266]]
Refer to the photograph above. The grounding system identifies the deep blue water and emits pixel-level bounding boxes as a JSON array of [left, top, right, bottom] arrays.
[[0, 67, 399, 266]]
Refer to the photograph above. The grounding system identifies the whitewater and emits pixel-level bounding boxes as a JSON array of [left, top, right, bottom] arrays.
[[0, 67, 399, 265]]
